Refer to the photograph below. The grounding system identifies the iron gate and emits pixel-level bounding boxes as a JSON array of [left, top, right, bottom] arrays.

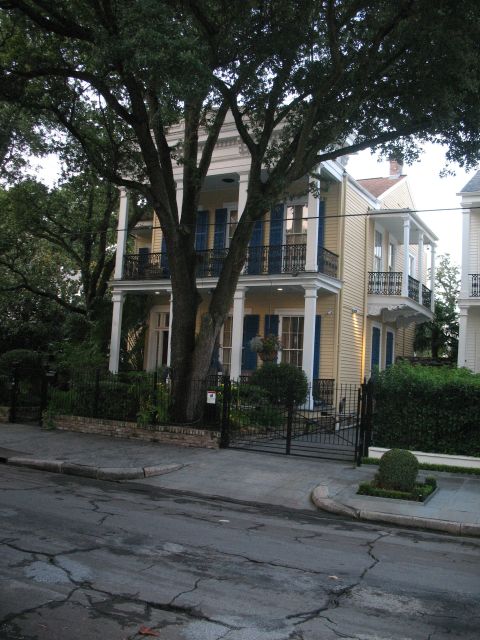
[[224, 378, 373, 463]]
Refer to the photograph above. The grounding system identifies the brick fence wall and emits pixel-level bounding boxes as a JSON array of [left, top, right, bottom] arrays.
[[52, 415, 220, 449]]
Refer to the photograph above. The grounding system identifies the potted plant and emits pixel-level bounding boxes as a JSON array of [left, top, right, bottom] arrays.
[[249, 334, 281, 362]]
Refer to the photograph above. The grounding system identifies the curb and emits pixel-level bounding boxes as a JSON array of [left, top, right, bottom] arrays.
[[5, 456, 185, 481], [311, 485, 480, 538]]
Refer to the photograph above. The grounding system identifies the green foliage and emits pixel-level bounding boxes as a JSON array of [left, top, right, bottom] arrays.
[[357, 480, 436, 502], [415, 255, 459, 359], [48, 372, 172, 426], [249, 363, 308, 406], [373, 363, 480, 457], [0, 349, 43, 373], [377, 448, 419, 492]]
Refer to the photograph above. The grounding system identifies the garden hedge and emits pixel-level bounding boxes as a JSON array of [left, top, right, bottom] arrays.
[[372, 363, 480, 457]]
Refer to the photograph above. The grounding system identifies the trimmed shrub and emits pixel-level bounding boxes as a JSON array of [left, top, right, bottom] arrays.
[[376, 448, 419, 492], [249, 363, 308, 406]]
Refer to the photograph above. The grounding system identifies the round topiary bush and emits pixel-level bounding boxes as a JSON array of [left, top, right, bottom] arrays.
[[249, 362, 308, 406], [377, 448, 419, 492]]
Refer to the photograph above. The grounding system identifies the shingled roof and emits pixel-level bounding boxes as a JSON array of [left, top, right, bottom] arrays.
[[459, 170, 480, 194], [356, 176, 405, 198]]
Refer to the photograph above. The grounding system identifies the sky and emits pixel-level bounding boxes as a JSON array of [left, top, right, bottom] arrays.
[[346, 143, 476, 266]]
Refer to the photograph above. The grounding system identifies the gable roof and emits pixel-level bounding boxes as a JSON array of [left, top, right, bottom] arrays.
[[460, 170, 480, 194], [356, 176, 405, 198]]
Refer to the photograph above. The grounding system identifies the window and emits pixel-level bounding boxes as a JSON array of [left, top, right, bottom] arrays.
[[285, 205, 308, 245], [388, 242, 395, 272], [281, 316, 304, 367], [374, 230, 383, 271], [220, 316, 233, 374], [153, 312, 170, 368], [409, 253, 416, 277]]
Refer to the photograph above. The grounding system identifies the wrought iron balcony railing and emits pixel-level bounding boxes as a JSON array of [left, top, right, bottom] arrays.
[[469, 274, 480, 297], [123, 244, 339, 280], [368, 272, 432, 309]]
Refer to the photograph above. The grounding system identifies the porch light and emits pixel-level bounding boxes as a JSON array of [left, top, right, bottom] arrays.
[[352, 307, 359, 314], [277, 287, 283, 291]]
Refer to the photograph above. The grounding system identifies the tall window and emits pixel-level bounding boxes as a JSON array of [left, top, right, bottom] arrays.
[[374, 230, 383, 271], [153, 312, 170, 368], [409, 253, 416, 277], [285, 205, 308, 245], [281, 316, 304, 367], [221, 316, 233, 374], [388, 242, 395, 272]]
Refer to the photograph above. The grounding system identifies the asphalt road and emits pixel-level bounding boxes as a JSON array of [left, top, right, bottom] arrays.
[[0, 465, 479, 640]]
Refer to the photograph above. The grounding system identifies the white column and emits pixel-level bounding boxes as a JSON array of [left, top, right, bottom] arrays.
[[430, 243, 436, 312], [418, 232, 424, 305], [238, 172, 249, 217], [167, 293, 173, 366], [402, 217, 410, 297], [305, 179, 320, 271], [302, 287, 318, 405], [108, 291, 125, 373], [460, 208, 470, 298], [230, 287, 246, 379], [457, 307, 468, 369], [114, 188, 129, 279]]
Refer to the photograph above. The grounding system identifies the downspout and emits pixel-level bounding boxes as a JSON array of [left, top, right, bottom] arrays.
[[360, 212, 369, 382], [334, 172, 347, 386]]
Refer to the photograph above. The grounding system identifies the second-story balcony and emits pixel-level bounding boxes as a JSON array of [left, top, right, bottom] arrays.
[[123, 244, 339, 281], [368, 272, 433, 316]]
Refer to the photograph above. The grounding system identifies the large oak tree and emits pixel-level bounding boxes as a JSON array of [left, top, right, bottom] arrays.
[[1, 1, 479, 419]]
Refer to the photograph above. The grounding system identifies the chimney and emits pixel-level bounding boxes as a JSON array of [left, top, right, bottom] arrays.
[[389, 158, 403, 178]]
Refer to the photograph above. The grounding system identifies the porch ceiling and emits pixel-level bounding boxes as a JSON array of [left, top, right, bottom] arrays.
[[368, 296, 433, 326], [369, 210, 437, 245]]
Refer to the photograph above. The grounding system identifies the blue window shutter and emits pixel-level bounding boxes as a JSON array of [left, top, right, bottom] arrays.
[[160, 235, 169, 275], [248, 219, 264, 275], [317, 200, 326, 271], [386, 332, 394, 367], [313, 315, 321, 380], [214, 208, 227, 249], [242, 314, 259, 370], [268, 204, 284, 274], [195, 210, 209, 251], [264, 314, 279, 337], [371, 327, 381, 371], [138, 247, 149, 277]]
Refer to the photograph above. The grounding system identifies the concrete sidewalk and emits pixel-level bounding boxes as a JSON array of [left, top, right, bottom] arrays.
[[1, 422, 479, 536]]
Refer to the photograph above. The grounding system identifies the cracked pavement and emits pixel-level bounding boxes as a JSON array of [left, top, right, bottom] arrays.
[[0, 465, 479, 639]]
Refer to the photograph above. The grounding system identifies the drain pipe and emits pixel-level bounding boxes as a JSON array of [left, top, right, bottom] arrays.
[[334, 171, 347, 386]]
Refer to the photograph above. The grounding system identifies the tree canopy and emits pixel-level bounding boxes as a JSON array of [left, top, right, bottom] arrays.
[[1, 1, 479, 417]]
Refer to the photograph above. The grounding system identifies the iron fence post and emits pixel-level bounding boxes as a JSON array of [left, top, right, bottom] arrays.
[[9, 367, 18, 424], [152, 369, 158, 424], [220, 375, 231, 448], [93, 369, 100, 417], [285, 396, 294, 455], [39, 371, 48, 427]]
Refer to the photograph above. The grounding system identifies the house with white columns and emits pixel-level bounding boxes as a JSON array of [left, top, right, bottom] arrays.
[[109, 116, 436, 387], [457, 171, 480, 371]]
